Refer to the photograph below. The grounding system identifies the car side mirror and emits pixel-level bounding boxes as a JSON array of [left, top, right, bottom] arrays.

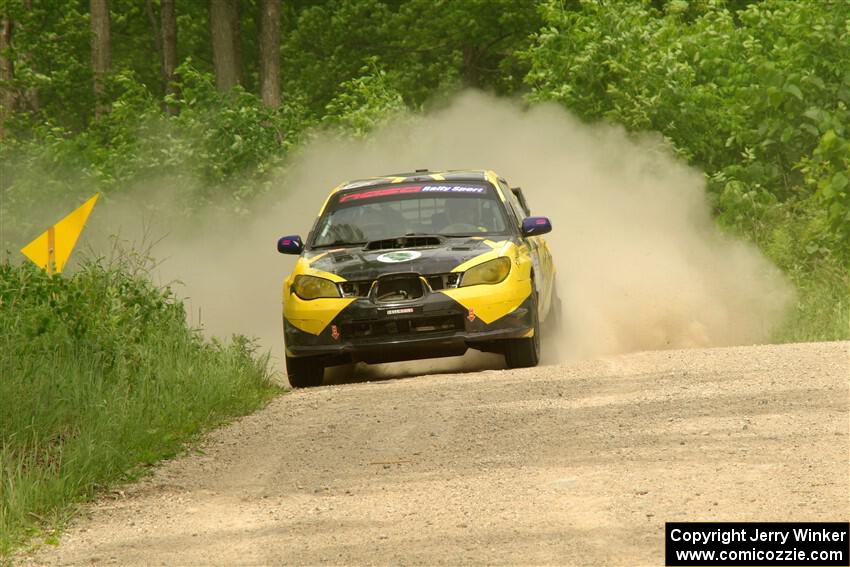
[[277, 235, 303, 254], [521, 216, 552, 237]]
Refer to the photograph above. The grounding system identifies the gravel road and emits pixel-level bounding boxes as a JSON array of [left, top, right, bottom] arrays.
[[22, 342, 849, 566]]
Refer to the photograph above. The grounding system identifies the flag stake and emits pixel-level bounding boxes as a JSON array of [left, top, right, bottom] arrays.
[[47, 226, 55, 276]]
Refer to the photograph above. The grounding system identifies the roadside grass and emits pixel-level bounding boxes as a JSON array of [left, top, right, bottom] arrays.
[[716, 193, 849, 345], [0, 258, 280, 557], [774, 264, 849, 343]]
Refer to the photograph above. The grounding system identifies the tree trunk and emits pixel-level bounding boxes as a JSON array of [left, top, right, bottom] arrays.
[[461, 45, 480, 88], [21, 0, 38, 112], [210, 0, 241, 92], [0, 16, 13, 136], [145, 0, 163, 63], [161, 0, 178, 113], [90, 0, 112, 118], [259, 0, 280, 108]]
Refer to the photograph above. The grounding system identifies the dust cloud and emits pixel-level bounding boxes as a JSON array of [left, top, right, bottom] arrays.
[[91, 91, 794, 377]]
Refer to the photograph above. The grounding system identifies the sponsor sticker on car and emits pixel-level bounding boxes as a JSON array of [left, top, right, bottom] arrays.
[[339, 186, 423, 202], [338, 184, 489, 202], [386, 307, 415, 315], [376, 250, 422, 263], [421, 185, 486, 194]]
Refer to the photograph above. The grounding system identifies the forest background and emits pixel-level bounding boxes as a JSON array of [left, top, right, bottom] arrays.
[[0, 0, 848, 553], [2, 0, 847, 340]]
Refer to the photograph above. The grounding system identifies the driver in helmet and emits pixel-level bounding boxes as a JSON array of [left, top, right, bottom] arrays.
[[440, 198, 488, 234]]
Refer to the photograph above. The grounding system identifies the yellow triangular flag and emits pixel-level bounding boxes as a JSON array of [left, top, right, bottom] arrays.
[[20, 193, 100, 274]]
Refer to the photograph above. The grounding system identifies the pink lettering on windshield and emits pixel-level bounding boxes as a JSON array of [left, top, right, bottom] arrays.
[[339, 186, 423, 202]]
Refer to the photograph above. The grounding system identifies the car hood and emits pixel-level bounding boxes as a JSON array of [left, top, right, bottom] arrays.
[[304, 237, 511, 281]]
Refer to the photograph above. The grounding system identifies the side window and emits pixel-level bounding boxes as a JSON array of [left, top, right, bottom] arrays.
[[498, 179, 526, 230]]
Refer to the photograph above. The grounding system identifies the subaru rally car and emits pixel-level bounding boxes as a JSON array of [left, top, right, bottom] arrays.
[[277, 169, 558, 387]]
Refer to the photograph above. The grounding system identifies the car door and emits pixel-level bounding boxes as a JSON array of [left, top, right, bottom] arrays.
[[498, 179, 554, 317]]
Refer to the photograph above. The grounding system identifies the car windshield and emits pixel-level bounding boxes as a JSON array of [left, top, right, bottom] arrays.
[[311, 183, 510, 248]]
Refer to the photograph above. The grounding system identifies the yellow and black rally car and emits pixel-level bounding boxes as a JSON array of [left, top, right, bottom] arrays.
[[277, 169, 558, 387]]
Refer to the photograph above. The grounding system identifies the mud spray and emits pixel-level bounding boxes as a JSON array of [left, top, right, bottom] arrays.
[[89, 92, 794, 380]]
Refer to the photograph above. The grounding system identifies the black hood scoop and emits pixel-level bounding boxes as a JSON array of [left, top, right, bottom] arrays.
[[364, 235, 442, 251]]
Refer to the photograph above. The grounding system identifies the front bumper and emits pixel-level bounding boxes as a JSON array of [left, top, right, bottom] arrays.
[[284, 291, 534, 365]]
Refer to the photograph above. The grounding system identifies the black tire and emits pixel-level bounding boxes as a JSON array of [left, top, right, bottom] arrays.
[[504, 291, 541, 369], [286, 355, 324, 388]]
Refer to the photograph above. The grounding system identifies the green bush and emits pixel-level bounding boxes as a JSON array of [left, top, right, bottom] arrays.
[[0, 258, 279, 555], [321, 60, 407, 137]]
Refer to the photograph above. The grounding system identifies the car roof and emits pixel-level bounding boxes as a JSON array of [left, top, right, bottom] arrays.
[[334, 169, 502, 193]]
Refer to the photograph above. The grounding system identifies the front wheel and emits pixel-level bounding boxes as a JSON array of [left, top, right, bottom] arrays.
[[504, 295, 541, 369], [286, 355, 325, 388]]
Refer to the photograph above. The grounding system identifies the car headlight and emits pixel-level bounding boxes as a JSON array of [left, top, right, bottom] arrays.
[[292, 275, 341, 300], [460, 257, 511, 287]]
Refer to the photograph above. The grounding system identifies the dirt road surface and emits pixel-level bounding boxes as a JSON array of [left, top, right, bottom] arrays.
[[23, 342, 849, 566]]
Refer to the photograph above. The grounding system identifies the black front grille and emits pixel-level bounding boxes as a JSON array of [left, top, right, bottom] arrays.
[[339, 281, 372, 297], [340, 314, 465, 339], [374, 276, 424, 302], [425, 273, 460, 290], [339, 273, 460, 298]]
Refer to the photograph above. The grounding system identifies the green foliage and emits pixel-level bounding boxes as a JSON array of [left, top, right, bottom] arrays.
[[525, 0, 850, 185], [0, 0, 541, 224], [322, 60, 406, 137], [385, 0, 542, 103], [281, 0, 397, 114], [0, 257, 279, 556], [2, 0, 539, 129], [1, 0, 92, 131], [0, 61, 313, 250], [524, 0, 849, 339], [798, 129, 850, 254], [281, 0, 541, 113]]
